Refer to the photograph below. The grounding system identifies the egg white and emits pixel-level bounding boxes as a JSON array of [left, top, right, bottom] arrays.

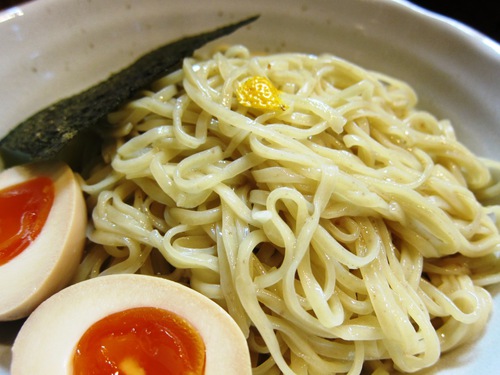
[[11, 274, 252, 375], [0, 161, 87, 321]]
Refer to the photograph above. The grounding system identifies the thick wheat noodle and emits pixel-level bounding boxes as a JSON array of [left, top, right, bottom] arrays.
[[75, 45, 500, 374]]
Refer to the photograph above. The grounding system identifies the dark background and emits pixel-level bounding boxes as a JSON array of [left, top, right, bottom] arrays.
[[409, 0, 499, 42], [1, 0, 499, 42]]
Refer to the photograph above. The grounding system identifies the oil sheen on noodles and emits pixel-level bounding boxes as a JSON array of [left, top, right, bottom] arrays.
[[75, 45, 500, 374]]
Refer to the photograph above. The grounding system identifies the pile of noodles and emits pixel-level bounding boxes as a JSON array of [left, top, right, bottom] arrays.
[[74, 45, 500, 374]]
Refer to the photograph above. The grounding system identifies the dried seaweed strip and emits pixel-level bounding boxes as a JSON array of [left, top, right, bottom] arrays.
[[0, 15, 259, 163]]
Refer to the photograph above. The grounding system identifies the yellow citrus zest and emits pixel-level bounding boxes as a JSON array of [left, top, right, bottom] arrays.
[[236, 76, 287, 111]]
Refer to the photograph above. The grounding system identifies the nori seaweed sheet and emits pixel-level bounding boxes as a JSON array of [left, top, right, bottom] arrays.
[[0, 15, 259, 164]]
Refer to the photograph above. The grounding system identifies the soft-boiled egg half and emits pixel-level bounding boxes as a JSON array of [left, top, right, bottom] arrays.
[[11, 273, 252, 375], [0, 161, 87, 321]]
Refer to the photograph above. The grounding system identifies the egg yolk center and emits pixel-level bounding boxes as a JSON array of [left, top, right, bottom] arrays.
[[73, 307, 206, 375], [0, 176, 54, 266]]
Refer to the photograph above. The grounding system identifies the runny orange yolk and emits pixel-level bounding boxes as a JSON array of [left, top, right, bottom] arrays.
[[0, 176, 54, 266], [73, 307, 206, 375]]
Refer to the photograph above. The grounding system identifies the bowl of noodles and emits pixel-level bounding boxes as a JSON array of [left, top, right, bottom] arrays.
[[1, 0, 499, 374]]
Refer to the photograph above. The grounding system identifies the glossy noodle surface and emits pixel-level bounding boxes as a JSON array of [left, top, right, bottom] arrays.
[[75, 46, 500, 374]]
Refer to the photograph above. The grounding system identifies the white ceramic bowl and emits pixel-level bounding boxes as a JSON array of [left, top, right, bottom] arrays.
[[0, 0, 499, 374]]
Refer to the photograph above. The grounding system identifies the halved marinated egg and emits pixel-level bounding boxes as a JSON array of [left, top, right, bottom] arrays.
[[0, 161, 87, 321], [11, 274, 252, 375]]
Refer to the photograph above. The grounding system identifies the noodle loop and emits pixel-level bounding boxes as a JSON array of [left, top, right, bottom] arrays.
[[78, 46, 500, 374]]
